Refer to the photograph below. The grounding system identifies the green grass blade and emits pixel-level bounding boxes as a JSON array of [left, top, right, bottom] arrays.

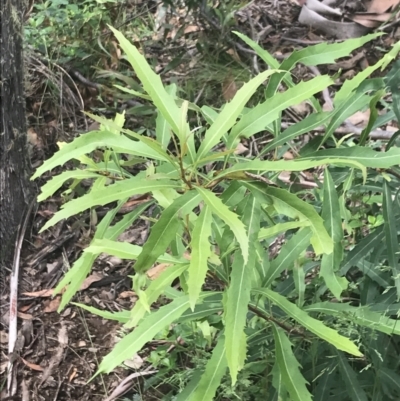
[[383, 181, 400, 298], [196, 187, 249, 264], [336, 350, 368, 401], [272, 324, 313, 401], [253, 288, 362, 356], [188, 205, 213, 309]]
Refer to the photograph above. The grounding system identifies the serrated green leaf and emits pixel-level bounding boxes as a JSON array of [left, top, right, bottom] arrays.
[[196, 69, 277, 161], [126, 263, 189, 328], [263, 228, 312, 287], [155, 84, 176, 150], [253, 288, 362, 356], [264, 186, 333, 255], [134, 191, 201, 272], [73, 303, 130, 323], [95, 295, 191, 377], [260, 111, 333, 155], [258, 221, 310, 240], [300, 147, 400, 169], [215, 158, 366, 179], [190, 335, 228, 401], [110, 27, 187, 144], [228, 75, 333, 147], [321, 169, 348, 299], [272, 324, 313, 401], [304, 302, 400, 336], [41, 178, 178, 232], [196, 187, 249, 264], [336, 350, 368, 401], [225, 250, 251, 384], [32, 130, 167, 180], [84, 238, 186, 265], [188, 205, 213, 309], [383, 181, 400, 298], [37, 170, 102, 201], [318, 93, 371, 146]]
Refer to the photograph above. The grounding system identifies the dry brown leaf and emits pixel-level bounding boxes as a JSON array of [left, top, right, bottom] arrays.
[[23, 288, 54, 298], [43, 296, 61, 313], [21, 357, 44, 372], [184, 25, 200, 34], [147, 263, 172, 280], [17, 311, 33, 320], [0, 331, 8, 344], [351, 13, 393, 28], [367, 0, 400, 13], [226, 48, 241, 62], [348, 110, 370, 126], [79, 272, 103, 290], [234, 143, 248, 155], [119, 291, 137, 299], [222, 75, 238, 102]]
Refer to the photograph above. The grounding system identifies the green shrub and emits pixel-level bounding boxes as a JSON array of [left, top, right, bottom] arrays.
[[33, 28, 400, 400]]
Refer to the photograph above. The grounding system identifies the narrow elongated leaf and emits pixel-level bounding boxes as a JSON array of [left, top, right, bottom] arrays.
[[320, 169, 348, 299], [196, 69, 276, 161], [272, 324, 313, 401], [336, 350, 368, 401], [383, 181, 400, 298], [304, 302, 400, 336], [41, 178, 178, 231], [225, 250, 251, 384], [155, 84, 176, 150], [216, 158, 366, 179], [253, 288, 362, 356], [228, 75, 333, 147], [196, 187, 249, 264], [134, 191, 201, 272], [190, 335, 228, 401], [84, 238, 186, 264], [73, 303, 130, 323], [110, 27, 187, 143], [300, 147, 400, 169], [95, 295, 192, 377], [339, 225, 385, 275], [54, 200, 127, 309], [264, 185, 333, 255], [260, 111, 333, 155], [127, 263, 189, 328], [258, 221, 310, 240], [32, 130, 166, 179], [319, 93, 371, 145], [263, 228, 312, 287], [188, 205, 213, 309], [38, 170, 102, 201]]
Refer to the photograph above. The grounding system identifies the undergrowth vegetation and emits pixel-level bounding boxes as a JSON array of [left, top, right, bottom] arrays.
[[32, 23, 400, 401]]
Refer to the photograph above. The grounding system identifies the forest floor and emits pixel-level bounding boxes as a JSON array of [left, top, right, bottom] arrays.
[[1, 0, 399, 400]]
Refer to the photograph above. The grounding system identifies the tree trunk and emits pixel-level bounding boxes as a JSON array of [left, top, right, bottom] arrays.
[[0, 0, 34, 265]]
